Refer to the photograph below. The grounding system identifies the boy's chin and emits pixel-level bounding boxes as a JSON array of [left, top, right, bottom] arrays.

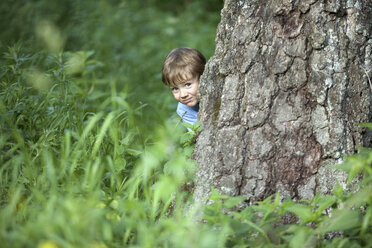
[[185, 101, 198, 107]]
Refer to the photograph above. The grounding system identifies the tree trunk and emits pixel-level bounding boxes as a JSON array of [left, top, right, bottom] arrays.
[[194, 0, 372, 203]]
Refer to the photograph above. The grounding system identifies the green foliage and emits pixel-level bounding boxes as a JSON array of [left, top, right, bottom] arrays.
[[202, 144, 372, 247], [180, 121, 203, 147], [0, 44, 210, 247], [1, 0, 371, 247], [0, 0, 222, 134]]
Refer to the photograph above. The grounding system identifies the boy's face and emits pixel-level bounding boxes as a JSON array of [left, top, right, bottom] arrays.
[[170, 77, 199, 107]]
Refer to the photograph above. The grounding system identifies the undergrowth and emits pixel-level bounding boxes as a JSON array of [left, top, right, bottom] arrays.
[[1, 43, 371, 248], [1, 1, 371, 247]]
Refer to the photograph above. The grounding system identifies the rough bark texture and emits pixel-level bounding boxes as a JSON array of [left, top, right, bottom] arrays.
[[194, 0, 372, 203]]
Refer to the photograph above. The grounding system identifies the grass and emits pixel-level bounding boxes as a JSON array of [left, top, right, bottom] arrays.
[[1, 1, 371, 247]]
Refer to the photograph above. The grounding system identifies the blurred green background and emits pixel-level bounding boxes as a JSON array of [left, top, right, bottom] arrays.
[[0, 0, 222, 130]]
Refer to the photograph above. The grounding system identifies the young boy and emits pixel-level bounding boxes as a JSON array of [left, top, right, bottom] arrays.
[[161, 47, 206, 130]]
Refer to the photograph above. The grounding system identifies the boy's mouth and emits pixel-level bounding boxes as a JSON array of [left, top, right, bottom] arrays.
[[183, 98, 193, 103]]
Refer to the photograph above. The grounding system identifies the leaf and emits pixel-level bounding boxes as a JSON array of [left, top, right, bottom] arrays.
[[343, 186, 371, 208], [273, 192, 280, 207], [316, 195, 336, 213], [92, 112, 115, 156], [126, 148, 142, 156], [229, 219, 253, 235], [287, 204, 314, 223], [332, 183, 344, 198], [287, 227, 314, 248], [87, 91, 108, 101], [182, 122, 193, 129], [223, 196, 246, 209], [242, 219, 271, 243], [346, 159, 364, 184], [361, 208, 372, 234], [208, 187, 229, 201], [114, 158, 127, 172], [360, 122, 372, 130], [152, 176, 176, 203], [317, 209, 361, 233], [333, 156, 363, 184], [232, 207, 254, 221]]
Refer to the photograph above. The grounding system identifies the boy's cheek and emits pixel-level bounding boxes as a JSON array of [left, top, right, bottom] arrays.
[[172, 92, 180, 102]]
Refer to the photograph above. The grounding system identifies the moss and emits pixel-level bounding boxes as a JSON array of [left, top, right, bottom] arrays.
[[212, 97, 222, 123]]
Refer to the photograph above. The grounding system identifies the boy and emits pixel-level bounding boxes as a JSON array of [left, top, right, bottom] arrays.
[[161, 47, 206, 130]]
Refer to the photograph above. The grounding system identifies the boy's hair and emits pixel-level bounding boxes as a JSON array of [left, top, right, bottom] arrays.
[[162, 47, 206, 87]]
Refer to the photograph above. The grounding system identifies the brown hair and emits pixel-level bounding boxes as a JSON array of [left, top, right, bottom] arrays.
[[162, 47, 206, 87]]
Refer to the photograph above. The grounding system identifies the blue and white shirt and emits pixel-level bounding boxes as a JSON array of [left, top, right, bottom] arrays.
[[176, 102, 199, 131]]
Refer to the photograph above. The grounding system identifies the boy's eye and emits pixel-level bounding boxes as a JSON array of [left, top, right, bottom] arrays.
[[172, 87, 179, 91], [185, 83, 191, 87]]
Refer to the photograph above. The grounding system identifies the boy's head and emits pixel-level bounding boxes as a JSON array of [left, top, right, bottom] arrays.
[[162, 47, 206, 107]]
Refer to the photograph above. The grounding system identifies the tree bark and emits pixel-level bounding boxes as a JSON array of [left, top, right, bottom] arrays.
[[194, 0, 372, 203]]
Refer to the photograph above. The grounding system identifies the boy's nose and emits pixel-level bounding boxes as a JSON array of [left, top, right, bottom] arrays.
[[180, 89, 188, 98]]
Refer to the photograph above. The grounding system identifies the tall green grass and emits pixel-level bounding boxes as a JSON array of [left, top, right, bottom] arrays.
[[0, 44, 211, 247], [0, 2, 224, 246]]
